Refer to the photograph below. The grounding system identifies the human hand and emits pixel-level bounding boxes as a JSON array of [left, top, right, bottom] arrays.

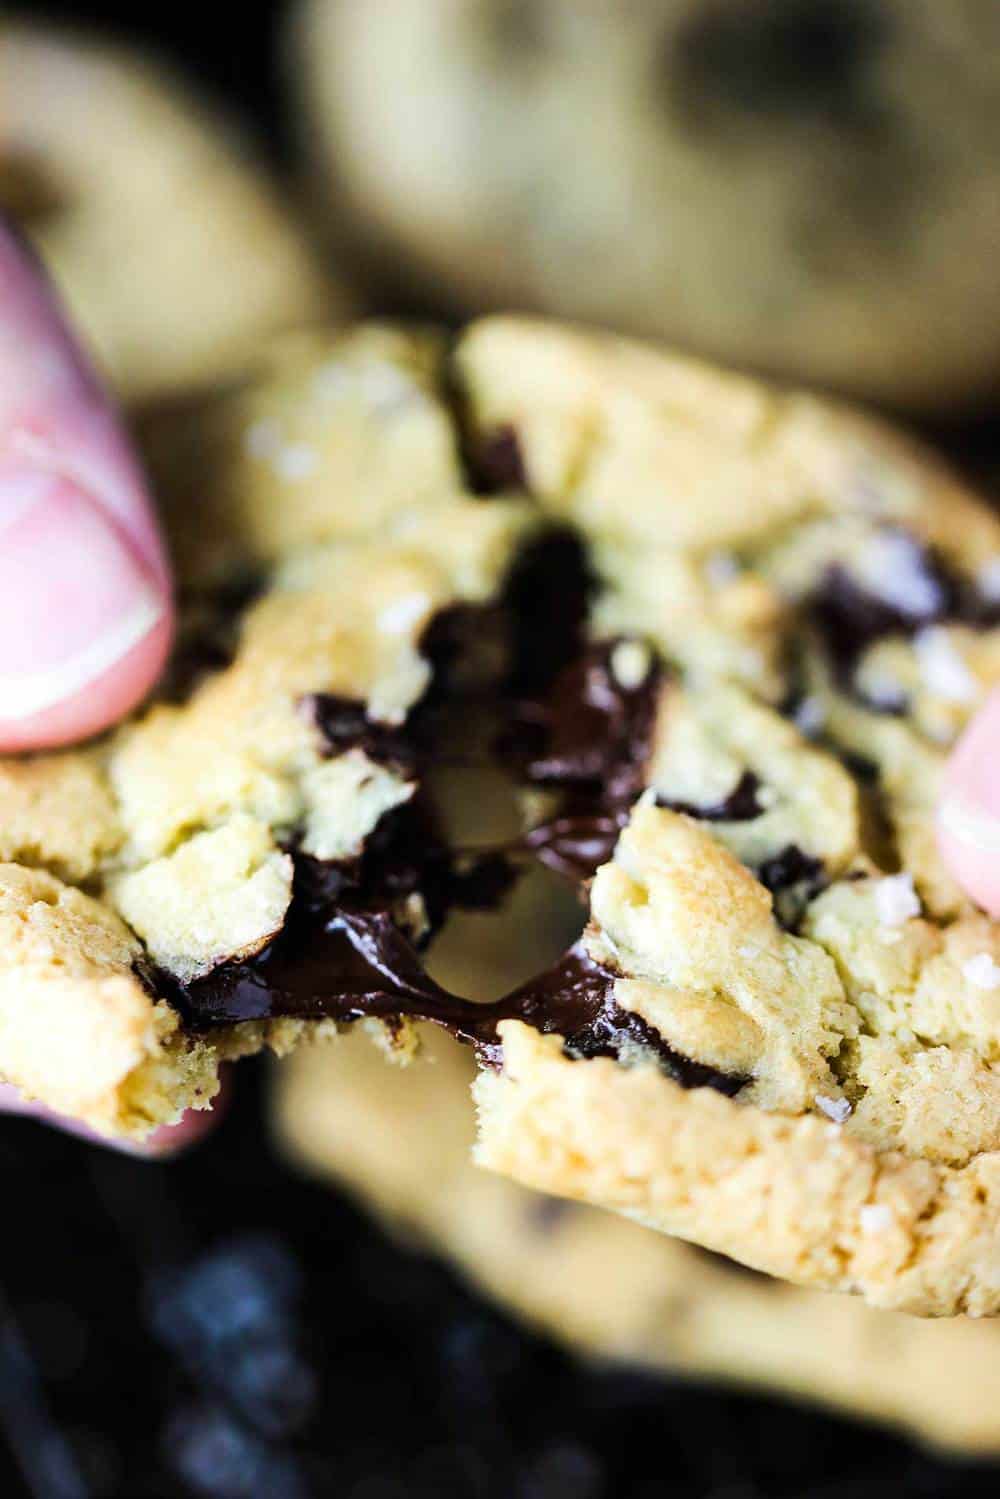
[[0, 219, 172, 751], [938, 688, 1000, 918], [0, 220, 212, 1151]]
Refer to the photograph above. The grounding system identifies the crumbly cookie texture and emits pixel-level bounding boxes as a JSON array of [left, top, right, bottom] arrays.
[[1, 22, 341, 401], [455, 317, 1000, 912], [473, 803, 1000, 1315], [277, 916, 1000, 1456], [0, 327, 535, 1138], [453, 320, 1000, 1314]]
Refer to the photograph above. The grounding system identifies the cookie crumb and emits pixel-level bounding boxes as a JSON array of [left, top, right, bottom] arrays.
[[860, 1204, 893, 1235], [963, 953, 1000, 991], [816, 1095, 851, 1124], [873, 873, 921, 928]]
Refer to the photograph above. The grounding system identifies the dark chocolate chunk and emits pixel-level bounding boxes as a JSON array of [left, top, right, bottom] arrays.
[[154, 876, 742, 1096], [657, 770, 765, 823], [807, 529, 956, 685], [504, 643, 663, 806], [755, 845, 824, 896], [502, 530, 593, 698], [499, 638, 664, 880], [490, 942, 746, 1095], [805, 525, 1000, 705], [468, 425, 527, 494], [305, 695, 420, 774]]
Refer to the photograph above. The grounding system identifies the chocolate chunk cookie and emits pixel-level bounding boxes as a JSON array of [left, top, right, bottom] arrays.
[[292, 0, 1000, 411], [7, 316, 1000, 1322]]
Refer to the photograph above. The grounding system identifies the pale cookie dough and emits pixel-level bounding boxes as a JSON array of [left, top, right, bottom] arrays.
[[293, 0, 1000, 411], [0, 326, 535, 1139], [276, 898, 1000, 1456], [0, 21, 341, 400]]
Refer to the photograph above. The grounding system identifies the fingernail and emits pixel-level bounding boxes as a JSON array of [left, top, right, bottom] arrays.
[[0, 461, 165, 721], [937, 689, 1000, 915]]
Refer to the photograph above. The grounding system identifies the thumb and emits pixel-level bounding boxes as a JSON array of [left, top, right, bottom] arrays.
[[937, 687, 1000, 917], [0, 222, 172, 751]]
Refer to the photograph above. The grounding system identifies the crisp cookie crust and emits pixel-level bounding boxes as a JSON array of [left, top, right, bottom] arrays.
[[277, 905, 1000, 1455], [0, 326, 535, 1137]]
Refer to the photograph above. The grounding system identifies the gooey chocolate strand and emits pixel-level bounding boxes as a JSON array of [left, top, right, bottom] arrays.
[[158, 892, 744, 1097], [499, 642, 664, 880]]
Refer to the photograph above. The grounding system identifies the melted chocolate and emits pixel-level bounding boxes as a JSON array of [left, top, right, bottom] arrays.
[[657, 770, 765, 823], [506, 644, 662, 803], [502, 530, 593, 698], [755, 844, 824, 895], [520, 810, 628, 884], [499, 640, 665, 881], [306, 696, 419, 773], [158, 908, 743, 1097], [467, 425, 527, 495]]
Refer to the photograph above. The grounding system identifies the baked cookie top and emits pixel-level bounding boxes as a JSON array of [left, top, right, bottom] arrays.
[[6, 315, 1000, 1321]]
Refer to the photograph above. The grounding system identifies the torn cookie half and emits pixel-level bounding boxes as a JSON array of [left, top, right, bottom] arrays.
[[0, 325, 539, 1138]]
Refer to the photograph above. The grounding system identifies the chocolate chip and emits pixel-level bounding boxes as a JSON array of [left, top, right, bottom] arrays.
[[657, 770, 765, 823], [468, 425, 528, 494], [305, 694, 420, 773], [756, 845, 824, 895]]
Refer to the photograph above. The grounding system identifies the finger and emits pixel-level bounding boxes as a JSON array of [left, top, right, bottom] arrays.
[[0, 1081, 220, 1158], [0, 222, 173, 751], [937, 687, 1000, 916]]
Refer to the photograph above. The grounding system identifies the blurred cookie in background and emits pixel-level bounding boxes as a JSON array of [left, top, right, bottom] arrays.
[[291, 0, 1000, 412], [276, 870, 1000, 1457], [1, 21, 346, 401]]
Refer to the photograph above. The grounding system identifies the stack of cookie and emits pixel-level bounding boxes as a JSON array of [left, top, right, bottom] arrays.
[[6, 9, 1000, 1461]]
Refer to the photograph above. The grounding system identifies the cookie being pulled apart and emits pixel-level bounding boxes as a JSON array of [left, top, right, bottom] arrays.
[[6, 317, 1000, 1324]]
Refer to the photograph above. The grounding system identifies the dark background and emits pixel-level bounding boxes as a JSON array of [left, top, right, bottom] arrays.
[[3, 5, 1000, 1496]]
